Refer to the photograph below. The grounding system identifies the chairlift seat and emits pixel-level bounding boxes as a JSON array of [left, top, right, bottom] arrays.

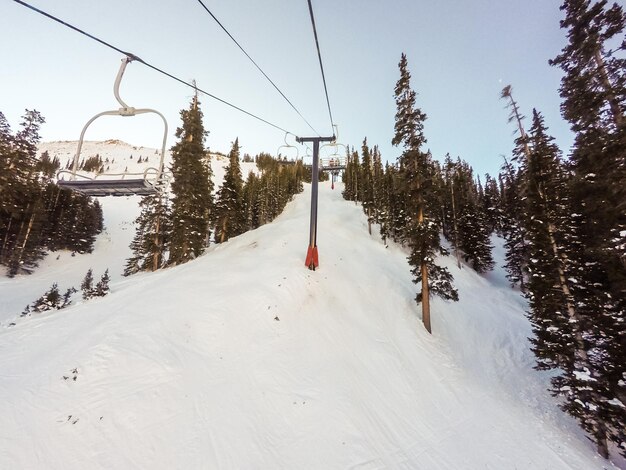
[[57, 178, 157, 197], [320, 157, 346, 171]]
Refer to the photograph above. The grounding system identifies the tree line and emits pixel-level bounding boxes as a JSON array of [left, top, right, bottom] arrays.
[[0, 111, 103, 277]]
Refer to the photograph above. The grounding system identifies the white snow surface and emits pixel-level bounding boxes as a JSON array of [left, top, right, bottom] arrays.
[[0, 142, 619, 469]]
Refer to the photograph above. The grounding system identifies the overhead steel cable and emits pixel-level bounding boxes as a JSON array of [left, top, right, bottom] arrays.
[[305, 0, 335, 134], [11, 0, 294, 135], [195, 0, 320, 137]]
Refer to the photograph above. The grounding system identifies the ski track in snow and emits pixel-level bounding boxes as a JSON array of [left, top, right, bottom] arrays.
[[0, 142, 620, 469]]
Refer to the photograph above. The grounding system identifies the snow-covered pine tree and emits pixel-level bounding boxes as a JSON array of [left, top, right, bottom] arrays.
[[61, 286, 77, 308], [81, 268, 94, 300], [124, 191, 171, 275], [372, 145, 385, 225], [94, 269, 110, 297], [242, 171, 260, 231], [452, 159, 494, 273], [480, 173, 501, 234], [378, 163, 390, 245], [214, 138, 245, 243], [342, 148, 361, 204], [360, 138, 375, 235], [442, 155, 461, 267], [385, 162, 405, 243], [23, 284, 75, 315], [549, 0, 626, 458], [168, 94, 213, 265], [392, 53, 458, 333]]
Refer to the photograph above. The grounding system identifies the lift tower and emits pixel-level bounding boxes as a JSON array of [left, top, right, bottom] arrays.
[[296, 135, 335, 270]]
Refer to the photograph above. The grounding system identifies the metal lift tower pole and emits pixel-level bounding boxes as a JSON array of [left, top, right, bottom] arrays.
[[296, 135, 335, 270]]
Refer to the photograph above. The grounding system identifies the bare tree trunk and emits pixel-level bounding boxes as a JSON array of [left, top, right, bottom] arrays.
[[367, 206, 372, 235], [502, 85, 531, 160], [220, 217, 228, 244], [13, 210, 36, 271], [1, 217, 14, 263], [152, 211, 161, 272], [596, 422, 609, 460]]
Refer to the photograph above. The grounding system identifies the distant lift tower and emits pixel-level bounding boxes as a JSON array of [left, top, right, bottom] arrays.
[[296, 135, 336, 270]]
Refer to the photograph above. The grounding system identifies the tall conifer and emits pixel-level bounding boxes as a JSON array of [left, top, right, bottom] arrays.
[[168, 95, 213, 265], [214, 138, 245, 243], [392, 53, 458, 333]]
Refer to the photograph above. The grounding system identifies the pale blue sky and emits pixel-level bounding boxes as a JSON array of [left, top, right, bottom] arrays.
[[2, 0, 573, 177]]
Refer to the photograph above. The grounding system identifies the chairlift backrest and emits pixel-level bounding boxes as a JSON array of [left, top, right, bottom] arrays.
[[276, 132, 299, 162]]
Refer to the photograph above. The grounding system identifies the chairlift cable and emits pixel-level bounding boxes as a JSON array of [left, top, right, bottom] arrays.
[[305, 0, 335, 134], [11, 0, 294, 135], [194, 0, 320, 137]]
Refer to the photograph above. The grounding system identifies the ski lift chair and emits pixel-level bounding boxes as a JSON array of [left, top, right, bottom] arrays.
[[319, 125, 346, 171], [275, 132, 300, 164], [57, 56, 169, 197]]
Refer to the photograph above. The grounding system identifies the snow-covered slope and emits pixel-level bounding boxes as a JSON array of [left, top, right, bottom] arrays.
[[0, 170, 617, 468], [40, 139, 258, 184]]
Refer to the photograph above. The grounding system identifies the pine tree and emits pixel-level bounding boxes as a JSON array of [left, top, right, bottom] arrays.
[[551, 0, 625, 301], [214, 138, 245, 243], [481, 173, 501, 234], [25, 283, 65, 313], [372, 145, 385, 224], [81, 268, 94, 300], [392, 53, 458, 333], [242, 171, 260, 231], [125, 191, 171, 275], [168, 95, 213, 265], [61, 287, 77, 308], [94, 269, 110, 297], [360, 138, 375, 235], [549, 1, 626, 457], [443, 157, 494, 273], [342, 147, 359, 202]]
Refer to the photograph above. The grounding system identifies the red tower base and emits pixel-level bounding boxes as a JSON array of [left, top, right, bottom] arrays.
[[305, 245, 319, 270]]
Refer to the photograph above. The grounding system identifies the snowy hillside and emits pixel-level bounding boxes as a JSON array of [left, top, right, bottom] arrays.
[[0, 141, 619, 469], [40, 139, 258, 185]]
